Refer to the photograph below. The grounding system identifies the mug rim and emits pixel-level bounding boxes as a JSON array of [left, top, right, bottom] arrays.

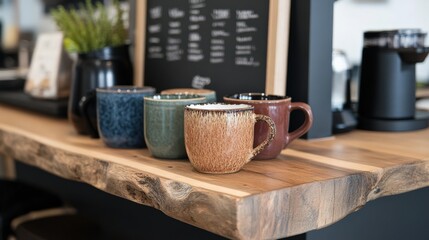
[[224, 93, 291, 103], [185, 103, 254, 112], [96, 86, 155, 94], [160, 88, 215, 95], [144, 94, 206, 102]]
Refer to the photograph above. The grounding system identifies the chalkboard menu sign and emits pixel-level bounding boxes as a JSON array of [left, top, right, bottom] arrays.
[[135, 0, 290, 99]]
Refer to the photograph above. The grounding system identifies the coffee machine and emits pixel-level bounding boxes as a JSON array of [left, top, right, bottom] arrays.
[[332, 50, 356, 133], [358, 29, 429, 131]]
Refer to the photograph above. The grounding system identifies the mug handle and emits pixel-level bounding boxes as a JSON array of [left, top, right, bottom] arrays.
[[284, 102, 313, 148], [78, 90, 99, 138], [250, 114, 276, 160]]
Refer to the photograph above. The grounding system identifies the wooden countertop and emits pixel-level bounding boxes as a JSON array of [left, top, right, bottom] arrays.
[[1, 104, 429, 239]]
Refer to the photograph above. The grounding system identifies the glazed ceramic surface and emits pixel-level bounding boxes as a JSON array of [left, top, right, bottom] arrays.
[[224, 93, 313, 159], [184, 103, 276, 174], [97, 86, 155, 148], [144, 94, 207, 159], [69, 45, 134, 136], [161, 88, 217, 103]]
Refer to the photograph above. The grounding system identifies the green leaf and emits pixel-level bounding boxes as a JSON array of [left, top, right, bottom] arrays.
[[64, 37, 80, 52], [50, 0, 128, 53]]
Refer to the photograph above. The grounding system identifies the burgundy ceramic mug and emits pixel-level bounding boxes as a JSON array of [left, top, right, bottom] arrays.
[[224, 93, 313, 159]]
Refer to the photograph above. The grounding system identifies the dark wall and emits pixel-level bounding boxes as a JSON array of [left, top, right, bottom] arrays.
[[287, 0, 335, 139], [308, 187, 429, 240]]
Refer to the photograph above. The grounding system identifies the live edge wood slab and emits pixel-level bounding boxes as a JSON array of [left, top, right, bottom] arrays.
[[1, 104, 429, 239]]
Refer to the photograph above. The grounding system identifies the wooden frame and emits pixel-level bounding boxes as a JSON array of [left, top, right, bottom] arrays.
[[265, 0, 290, 95], [134, 0, 291, 95], [134, 0, 147, 87]]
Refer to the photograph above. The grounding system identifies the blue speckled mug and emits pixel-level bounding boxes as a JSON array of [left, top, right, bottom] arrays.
[[97, 86, 156, 148]]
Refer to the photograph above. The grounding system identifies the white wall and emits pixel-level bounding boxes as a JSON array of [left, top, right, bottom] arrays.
[[333, 0, 429, 82], [0, 0, 44, 48]]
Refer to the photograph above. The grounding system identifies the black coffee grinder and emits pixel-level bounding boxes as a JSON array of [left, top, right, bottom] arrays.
[[358, 29, 429, 131]]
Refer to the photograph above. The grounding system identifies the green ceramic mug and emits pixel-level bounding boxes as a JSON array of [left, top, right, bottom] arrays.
[[144, 94, 207, 159]]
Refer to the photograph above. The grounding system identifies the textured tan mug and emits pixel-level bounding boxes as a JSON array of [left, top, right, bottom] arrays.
[[184, 103, 276, 174]]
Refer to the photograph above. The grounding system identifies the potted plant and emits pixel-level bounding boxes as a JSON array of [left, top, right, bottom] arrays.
[[51, 0, 134, 137]]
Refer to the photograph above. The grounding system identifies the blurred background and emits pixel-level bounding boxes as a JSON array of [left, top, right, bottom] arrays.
[[1, 1, 429, 239], [0, 0, 130, 69], [1, 0, 429, 81], [333, 0, 429, 85]]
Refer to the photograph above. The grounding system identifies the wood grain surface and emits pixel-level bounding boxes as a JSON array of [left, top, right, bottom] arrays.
[[0, 104, 429, 239]]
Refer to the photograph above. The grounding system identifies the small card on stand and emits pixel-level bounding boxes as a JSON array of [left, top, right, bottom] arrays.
[[25, 32, 72, 99]]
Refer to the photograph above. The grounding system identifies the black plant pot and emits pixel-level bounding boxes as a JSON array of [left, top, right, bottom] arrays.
[[68, 45, 133, 137]]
